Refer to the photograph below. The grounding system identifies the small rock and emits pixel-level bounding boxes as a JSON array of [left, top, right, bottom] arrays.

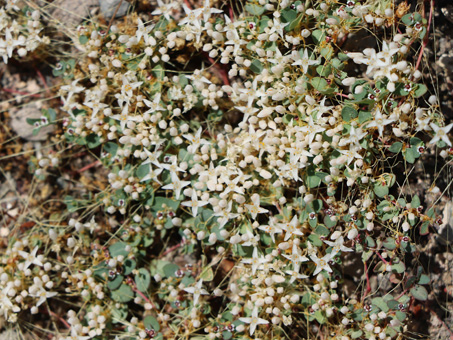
[[10, 103, 54, 141], [99, 0, 130, 19], [437, 201, 453, 245], [51, 0, 99, 28]]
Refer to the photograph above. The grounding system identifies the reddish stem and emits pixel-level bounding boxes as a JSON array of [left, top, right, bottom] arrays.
[[202, 52, 231, 86], [228, 5, 234, 21], [130, 280, 156, 309], [47, 309, 71, 329], [375, 251, 389, 265], [2, 88, 41, 98], [414, 0, 434, 71], [77, 160, 101, 173], [335, 92, 350, 98], [35, 67, 50, 95], [362, 261, 372, 300], [183, 0, 192, 10], [160, 239, 186, 257]]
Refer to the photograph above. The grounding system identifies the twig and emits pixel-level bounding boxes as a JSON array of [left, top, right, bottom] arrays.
[[105, 0, 124, 35]]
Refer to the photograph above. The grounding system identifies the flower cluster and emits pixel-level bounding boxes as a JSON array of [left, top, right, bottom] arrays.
[[2, 0, 450, 339], [0, 1, 49, 63]]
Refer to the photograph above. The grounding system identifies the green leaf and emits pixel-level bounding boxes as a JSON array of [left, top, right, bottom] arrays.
[[307, 175, 321, 188], [389, 142, 402, 153], [281, 7, 298, 30], [250, 59, 263, 74], [104, 142, 119, 157], [108, 274, 124, 290], [324, 215, 337, 228], [134, 268, 151, 293], [47, 108, 57, 121], [245, 3, 265, 15], [136, 163, 150, 180], [111, 284, 134, 303], [316, 64, 332, 77], [351, 330, 363, 339], [200, 267, 214, 282], [144, 315, 161, 331], [320, 46, 333, 60], [163, 263, 180, 278], [366, 236, 376, 248], [404, 147, 419, 164], [358, 110, 372, 124], [152, 64, 165, 80], [418, 274, 430, 285], [109, 241, 129, 257], [312, 29, 326, 45], [414, 84, 427, 98], [410, 137, 423, 146], [411, 195, 421, 208], [410, 285, 428, 301], [86, 134, 101, 149], [387, 299, 399, 310], [342, 106, 358, 122], [374, 183, 389, 198], [401, 13, 414, 25], [391, 261, 405, 274], [311, 77, 328, 92], [396, 311, 407, 322], [383, 237, 397, 250], [222, 331, 233, 340], [420, 221, 430, 235], [372, 297, 389, 312], [79, 35, 89, 45], [152, 197, 180, 214], [123, 259, 136, 276]]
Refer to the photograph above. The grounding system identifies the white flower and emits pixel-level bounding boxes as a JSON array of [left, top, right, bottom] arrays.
[[213, 201, 240, 229], [151, 0, 178, 21], [183, 127, 210, 154], [161, 174, 190, 200], [366, 108, 395, 136], [143, 93, 165, 114], [31, 287, 57, 307], [0, 28, 23, 63], [193, 0, 223, 22], [244, 194, 268, 220], [282, 243, 308, 273], [60, 79, 85, 102], [310, 253, 333, 276], [183, 279, 209, 306], [258, 219, 282, 243], [268, 18, 289, 39], [18, 246, 43, 270], [323, 236, 353, 257], [241, 247, 268, 275], [181, 190, 209, 216], [292, 48, 318, 74], [239, 306, 269, 336], [278, 215, 304, 241], [429, 122, 453, 146]]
